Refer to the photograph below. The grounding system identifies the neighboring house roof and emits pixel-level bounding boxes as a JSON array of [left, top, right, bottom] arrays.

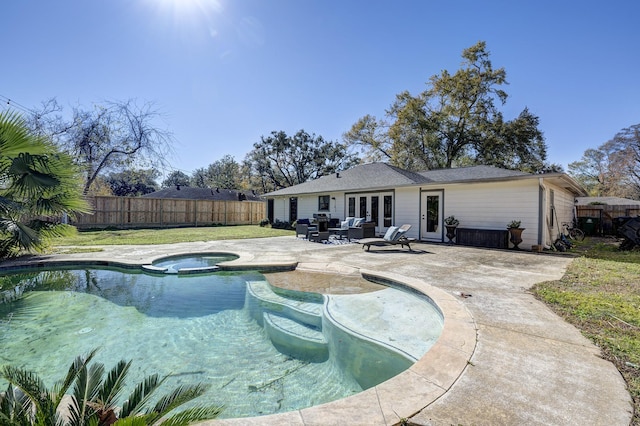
[[265, 163, 587, 197], [142, 186, 264, 201], [576, 196, 640, 206]]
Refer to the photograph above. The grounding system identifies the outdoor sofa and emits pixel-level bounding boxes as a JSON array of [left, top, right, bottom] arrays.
[[343, 217, 375, 240]]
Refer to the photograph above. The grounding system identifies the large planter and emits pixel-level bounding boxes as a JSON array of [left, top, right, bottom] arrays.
[[508, 227, 525, 249], [445, 225, 457, 244]]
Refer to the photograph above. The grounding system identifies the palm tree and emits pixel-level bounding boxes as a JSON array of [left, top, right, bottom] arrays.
[[0, 111, 90, 258], [0, 348, 223, 425]]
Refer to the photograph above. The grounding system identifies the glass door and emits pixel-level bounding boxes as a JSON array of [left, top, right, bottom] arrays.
[[421, 191, 443, 241], [350, 193, 393, 234]]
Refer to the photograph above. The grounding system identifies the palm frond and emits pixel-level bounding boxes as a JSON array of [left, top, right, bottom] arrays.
[[0, 383, 34, 425], [119, 374, 165, 418], [157, 405, 224, 426], [54, 348, 100, 403], [1, 366, 48, 406], [0, 218, 41, 254], [71, 362, 105, 422], [0, 111, 48, 159], [0, 365, 59, 423], [150, 383, 209, 417], [112, 416, 149, 426], [0, 196, 21, 216], [98, 359, 132, 410]]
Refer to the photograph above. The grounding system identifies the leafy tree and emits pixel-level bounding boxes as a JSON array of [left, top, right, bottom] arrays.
[[190, 155, 245, 189], [0, 348, 223, 425], [105, 169, 159, 197], [615, 124, 640, 196], [30, 99, 175, 194], [344, 41, 550, 172], [245, 129, 360, 192], [569, 125, 639, 198], [86, 176, 116, 196], [190, 167, 209, 189], [0, 111, 90, 258], [162, 170, 191, 188]]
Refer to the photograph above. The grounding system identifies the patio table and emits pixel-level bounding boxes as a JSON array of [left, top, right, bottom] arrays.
[[328, 227, 347, 240]]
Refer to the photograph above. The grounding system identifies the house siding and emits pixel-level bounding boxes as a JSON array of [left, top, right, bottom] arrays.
[[395, 187, 420, 239], [440, 180, 540, 249], [543, 180, 576, 246], [285, 192, 346, 223], [266, 166, 585, 251]]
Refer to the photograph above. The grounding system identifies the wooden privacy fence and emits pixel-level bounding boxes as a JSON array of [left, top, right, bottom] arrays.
[[72, 196, 266, 229], [576, 204, 640, 235]]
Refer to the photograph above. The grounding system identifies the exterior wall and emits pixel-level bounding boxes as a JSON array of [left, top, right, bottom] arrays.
[[394, 187, 421, 239], [542, 180, 576, 247], [296, 192, 345, 221], [269, 176, 581, 251], [271, 192, 346, 223], [441, 180, 541, 249], [271, 197, 288, 222]]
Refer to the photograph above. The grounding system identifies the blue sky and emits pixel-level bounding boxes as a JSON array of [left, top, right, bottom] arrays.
[[3, 0, 639, 176]]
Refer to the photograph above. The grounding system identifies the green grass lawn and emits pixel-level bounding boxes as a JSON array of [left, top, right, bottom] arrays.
[[48, 225, 293, 246], [532, 238, 640, 425]]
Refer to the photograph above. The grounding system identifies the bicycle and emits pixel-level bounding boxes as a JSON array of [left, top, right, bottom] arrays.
[[553, 232, 573, 252], [562, 222, 585, 241]]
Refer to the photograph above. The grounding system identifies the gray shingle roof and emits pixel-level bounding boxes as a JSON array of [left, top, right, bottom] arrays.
[[265, 163, 533, 196], [576, 196, 640, 206], [142, 186, 264, 201], [265, 163, 433, 196], [419, 165, 529, 182]]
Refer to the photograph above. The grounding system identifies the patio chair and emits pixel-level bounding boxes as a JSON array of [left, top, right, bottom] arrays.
[[347, 219, 375, 240], [359, 224, 415, 251], [296, 219, 315, 238]]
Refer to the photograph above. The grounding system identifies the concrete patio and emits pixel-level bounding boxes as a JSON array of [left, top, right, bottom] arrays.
[[7, 236, 633, 425]]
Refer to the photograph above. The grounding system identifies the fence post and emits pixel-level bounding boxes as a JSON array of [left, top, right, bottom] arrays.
[[194, 199, 197, 227], [120, 197, 125, 227]]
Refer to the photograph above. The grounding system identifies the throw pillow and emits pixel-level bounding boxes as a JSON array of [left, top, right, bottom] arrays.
[[383, 226, 399, 241], [394, 228, 407, 241]]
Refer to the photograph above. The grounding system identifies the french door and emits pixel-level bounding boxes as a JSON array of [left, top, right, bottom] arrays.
[[347, 192, 393, 233], [421, 191, 443, 241]]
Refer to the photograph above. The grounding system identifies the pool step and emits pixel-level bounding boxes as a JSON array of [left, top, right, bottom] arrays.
[[263, 312, 328, 362], [246, 281, 324, 329], [246, 281, 329, 362]]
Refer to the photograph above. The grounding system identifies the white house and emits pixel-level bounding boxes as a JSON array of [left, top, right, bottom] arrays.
[[265, 163, 587, 250]]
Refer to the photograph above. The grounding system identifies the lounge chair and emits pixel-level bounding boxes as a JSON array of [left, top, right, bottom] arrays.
[[359, 224, 415, 251]]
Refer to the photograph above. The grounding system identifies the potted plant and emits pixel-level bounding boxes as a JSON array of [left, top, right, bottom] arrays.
[[444, 215, 459, 244], [507, 220, 525, 249]]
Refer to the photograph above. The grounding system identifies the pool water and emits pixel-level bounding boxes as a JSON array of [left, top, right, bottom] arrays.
[[0, 268, 438, 419], [151, 253, 238, 273]]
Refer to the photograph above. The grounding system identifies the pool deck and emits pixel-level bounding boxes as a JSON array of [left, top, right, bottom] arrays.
[[7, 236, 633, 425]]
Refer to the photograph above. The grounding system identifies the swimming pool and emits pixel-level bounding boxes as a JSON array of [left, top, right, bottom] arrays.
[[0, 263, 443, 419]]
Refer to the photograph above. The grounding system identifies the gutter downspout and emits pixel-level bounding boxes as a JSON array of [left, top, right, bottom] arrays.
[[538, 178, 545, 246]]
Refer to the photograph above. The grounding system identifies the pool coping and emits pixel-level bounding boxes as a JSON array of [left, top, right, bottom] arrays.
[[0, 252, 476, 425]]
